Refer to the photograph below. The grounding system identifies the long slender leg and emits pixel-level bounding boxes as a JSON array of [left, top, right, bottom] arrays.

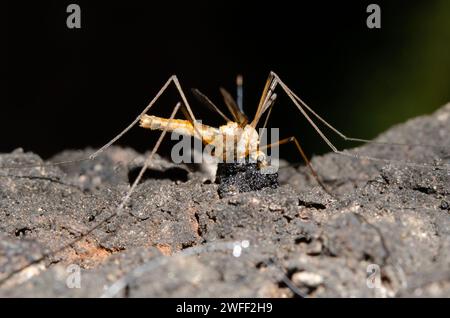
[[1, 73, 217, 285], [251, 73, 339, 154], [90, 75, 200, 160], [0, 75, 206, 172], [115, 102, 182, 213], [90, 76, 173, 159], [0, 102, 183, 287], [260, 136, 333, 196], [271, 72, 442, 149], [0, 76, 212, 286], [83, 92, 203, 249], [258, 72, 447, 169], [88, 75, 201, 194]]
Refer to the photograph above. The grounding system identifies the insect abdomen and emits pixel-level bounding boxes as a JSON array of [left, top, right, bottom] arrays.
[[139, 115, 217, 144]]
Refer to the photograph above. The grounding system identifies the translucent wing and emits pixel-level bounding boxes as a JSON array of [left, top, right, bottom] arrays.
[[219, 87, 248, 126], [191, 88, 232, 123], [180, 103, 194, 122]]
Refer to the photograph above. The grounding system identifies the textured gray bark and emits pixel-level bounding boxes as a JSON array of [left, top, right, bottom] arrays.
[[0, 103, 449, 297]]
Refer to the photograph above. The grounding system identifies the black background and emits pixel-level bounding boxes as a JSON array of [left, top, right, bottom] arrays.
[[5, 1, 450, 160]]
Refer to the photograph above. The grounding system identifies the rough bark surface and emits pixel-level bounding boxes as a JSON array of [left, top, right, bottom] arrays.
[[0, 104, 449, 297]]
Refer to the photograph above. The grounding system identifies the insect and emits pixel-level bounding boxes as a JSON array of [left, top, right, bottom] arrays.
[[0, 71, 448, 288], [87, 71, 338, 201]]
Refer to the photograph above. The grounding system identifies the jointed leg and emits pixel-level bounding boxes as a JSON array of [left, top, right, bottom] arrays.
[[0, 101, 184, 287], [83, 87, 204, 240], [116, 102, 182, 213], [0, 102, 183, 287], [90, 75, 200, 160], [259, 72, 446, 169], [272, 72, 439, 149], [0, 74, 210, 285]]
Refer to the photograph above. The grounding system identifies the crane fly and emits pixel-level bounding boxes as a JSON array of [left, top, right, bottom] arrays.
[[0, 71, 448, 287]]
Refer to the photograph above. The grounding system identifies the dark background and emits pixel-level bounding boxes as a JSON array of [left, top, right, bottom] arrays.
[[5, 1, 450, 161]]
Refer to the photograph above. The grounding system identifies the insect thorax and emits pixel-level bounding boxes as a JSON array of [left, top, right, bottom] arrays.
[[212, 122, 265, 163]]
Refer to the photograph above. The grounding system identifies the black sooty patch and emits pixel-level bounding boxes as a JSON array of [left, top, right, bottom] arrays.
[[215, 162, 278, 198]]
